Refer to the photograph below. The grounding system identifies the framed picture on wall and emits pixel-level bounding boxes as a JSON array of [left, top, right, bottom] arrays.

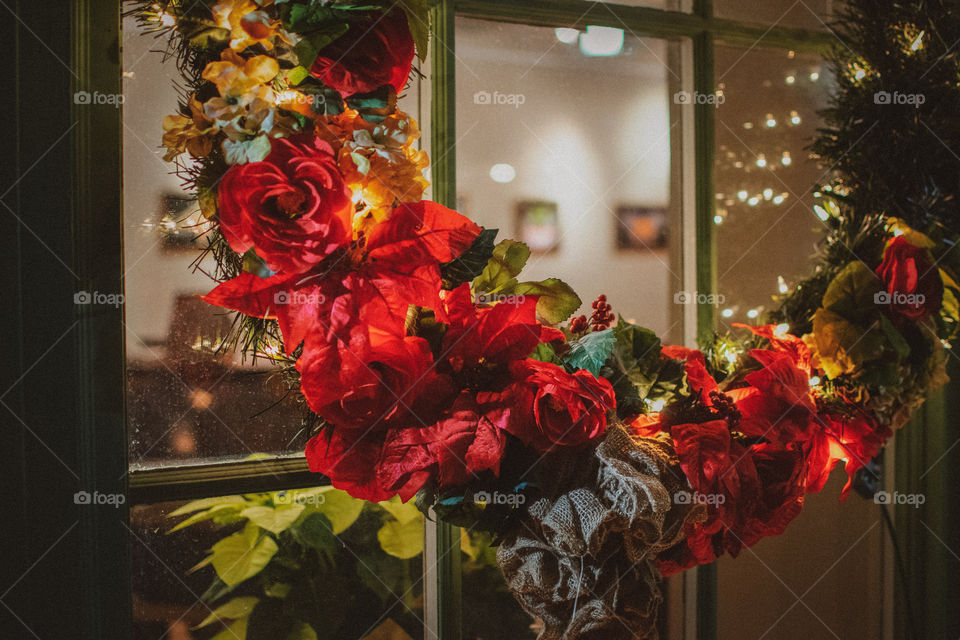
[[615, 205, 668, 251], [516, 200, 560, 253]]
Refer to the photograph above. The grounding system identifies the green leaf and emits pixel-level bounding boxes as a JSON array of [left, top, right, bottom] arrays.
[[377, 497, 422, 525], [196, 597, 259, 629], [440, 228, 498, 290], [286, 622, 318, 640], [291, 23, 350, 70], [291, 512, 337, 552], [879, 313, 911, 359], [210, 616, 248, 640], [530, 341, 562, 364], [377, 517, 424, 559], [399, 0, 431, 60], [472, 240, 530, 294], [169, 502, 245, 533], [241, 504, 305, 535], [264, 582, 292, 599], [308, 487, 365, 534], [822, 261, 883, 320], [210, 524, 279, 587], [565, 329, 616, 376], [285, 65, 310, 87], [511, 278, 581, 325], [169, 495, 249, 517]]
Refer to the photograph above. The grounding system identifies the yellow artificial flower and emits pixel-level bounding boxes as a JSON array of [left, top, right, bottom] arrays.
[[212, 0, 288, 53], [202, 49, 279, 102], [316, 110, 431, 228], [161, 95, 215, 161]]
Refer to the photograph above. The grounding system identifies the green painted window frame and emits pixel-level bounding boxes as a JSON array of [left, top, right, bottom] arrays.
[[3, 1, 861, 639]]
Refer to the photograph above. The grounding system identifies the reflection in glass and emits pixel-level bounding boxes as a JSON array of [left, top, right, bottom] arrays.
[[461, 531, 539, 639], [455, 18, 684, 343], [714, 0, 840, 31], [121, 17, 420, 467], [712, 46, 885, 640], [131, 488, 426, 640], [714, 46, 832, 334]]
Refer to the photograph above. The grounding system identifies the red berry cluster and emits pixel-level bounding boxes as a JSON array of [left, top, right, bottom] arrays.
[[569, 314, 589, 334], [590, 294, 614, 331], [709, 390, 742, 429]]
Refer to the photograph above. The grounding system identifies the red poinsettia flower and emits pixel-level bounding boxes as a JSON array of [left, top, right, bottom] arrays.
[[735, 323, 814, 376], [440, 284, 564, 372], [662, 345, 719, 402], [304, 427, 399, 502], [203, 200, 482, 350], [377, 390, 511, 494], [217, 136, 353, 275], [875, 235, 944, 323], [503, 359, 615, 451], [310, 9, 415, 97], [731, 349, 816, 446], [805, 410, 890, 498]]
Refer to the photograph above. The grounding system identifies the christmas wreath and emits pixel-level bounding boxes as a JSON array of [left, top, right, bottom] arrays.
[[134, 0, 960, 637]]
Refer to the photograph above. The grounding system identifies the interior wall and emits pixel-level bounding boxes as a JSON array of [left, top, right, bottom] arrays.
[[455, 19, 679, 338]]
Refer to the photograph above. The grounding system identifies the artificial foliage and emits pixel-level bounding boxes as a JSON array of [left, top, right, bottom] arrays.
[[132, 0, 960, 637]]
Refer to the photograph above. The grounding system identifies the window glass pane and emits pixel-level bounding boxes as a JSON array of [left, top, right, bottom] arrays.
[[456, 18, 685, 343], [121, 17, 421, 468], [461, 531, 538, 638], [715, 0, 842, 31], [131, 488, 425, 639], [713, 45, 885, 639], [714, 46, 830, 328]]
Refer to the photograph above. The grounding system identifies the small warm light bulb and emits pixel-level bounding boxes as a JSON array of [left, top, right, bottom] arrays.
[[743, 122, 754, 130], [910, 30, 925, 52], [765, 114, 777, 128], [781, 151, 792, 166], [647, 398, 668, 412], [756, 155, 768, 168], [555, 27, 580, 44], [746, 309, 760, 319], [773, 195, 786, 205], [725, 350, 739, 367], [785, 75, 796, 85], [158, 10, 177, 27], [778, 276, 789, 294], [790, 111, 802, 125], [489, 163, 516, 183], [854, 67, 866, 81], [773, 322, 790, 338], [737, 190, 748, 201], [721, 308, 734, 319], [810, 70, 820, 81], [714, 215, 724, 225], [809, 376, 821, 387], [748, 196, 760, 206], [763, 188, 774, 200]]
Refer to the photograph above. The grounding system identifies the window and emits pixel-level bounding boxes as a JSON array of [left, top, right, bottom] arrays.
[[9, 2, 888, 639]]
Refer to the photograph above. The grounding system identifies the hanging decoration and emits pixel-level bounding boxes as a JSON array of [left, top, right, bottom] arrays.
[[133, 0, 960, 637]]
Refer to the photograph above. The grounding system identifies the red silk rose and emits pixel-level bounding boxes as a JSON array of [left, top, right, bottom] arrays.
[[504, 359, 615, 451], [217, 136, 352, 275], [297, 325, 443, 430], [875, 235, 944, 322], [309, 9, 415, 97]]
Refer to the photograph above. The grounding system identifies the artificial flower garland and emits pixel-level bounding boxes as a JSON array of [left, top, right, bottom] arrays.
[[137, 1, 960, 637]]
